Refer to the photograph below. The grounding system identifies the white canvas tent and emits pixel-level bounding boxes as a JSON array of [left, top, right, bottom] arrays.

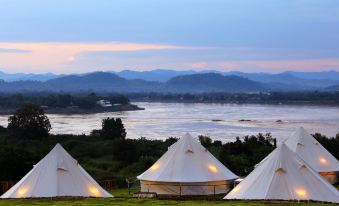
[[1, 143, 112, 198], [285, 127, 339, 184], [224, 143, 339, 203], [137, 133, 238, 196]]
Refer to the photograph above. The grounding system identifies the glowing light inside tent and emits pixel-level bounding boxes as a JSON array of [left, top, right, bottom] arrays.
[[151, 163, 160, 171], [232, 186, 240, 193], [208, 164, 218, 173], [295, 188, 307, 198], [88, 186, 99, 195], [17, 187, 28, 196], [319, 157, 328, 165]]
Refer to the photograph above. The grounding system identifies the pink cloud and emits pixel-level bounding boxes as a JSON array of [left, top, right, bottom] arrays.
[[1, 42, 339, 73], [0, 42, 184, 73]]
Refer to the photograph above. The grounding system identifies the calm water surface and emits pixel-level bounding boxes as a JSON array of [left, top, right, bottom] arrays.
[[0, 102, 338, 142]]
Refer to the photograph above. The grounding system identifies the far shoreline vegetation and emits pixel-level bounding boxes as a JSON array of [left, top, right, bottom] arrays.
[[0, 93, 143, 115], [0, 91, 339, 115], [127, 91, 339, 106], [0, 104, 338, 193]]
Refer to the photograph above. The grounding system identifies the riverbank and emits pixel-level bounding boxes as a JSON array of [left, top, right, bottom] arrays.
[[127, 92, 339, 107], [0, 103, 144, 115], [130, 99, 339, 107]]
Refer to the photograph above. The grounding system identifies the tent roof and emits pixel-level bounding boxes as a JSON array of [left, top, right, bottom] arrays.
[[225, 143, 339, 203], [285, 127, 339, 172], [137, 133, 238, 183], [1, 143, 112, 198]]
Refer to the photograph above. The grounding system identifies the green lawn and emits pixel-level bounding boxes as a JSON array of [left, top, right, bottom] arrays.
[[0, 188, 334, 206]]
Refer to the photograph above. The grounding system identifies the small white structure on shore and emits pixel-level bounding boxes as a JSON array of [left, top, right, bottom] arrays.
[[137, 133, 238, 196], [285, 127, 339, 184], [0, 144, 112, 198], [224, 143, 339, 203], [96, 100, 112, 107]]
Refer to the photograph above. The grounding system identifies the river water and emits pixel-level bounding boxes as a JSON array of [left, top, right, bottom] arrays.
[[0, 102, 338, 142]]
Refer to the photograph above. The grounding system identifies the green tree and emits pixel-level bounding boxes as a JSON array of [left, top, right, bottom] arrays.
[[0, 125, 6, 133], [218, 135, 275, 176], [164, 137, 178, 147], [100, 117, 126, 139], [198, 135, 212, 148], [8, 104, 51, 139], [112, 139, 137, 164], [0, 146, 36, 181]]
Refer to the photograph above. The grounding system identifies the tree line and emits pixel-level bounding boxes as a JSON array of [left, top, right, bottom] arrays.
[[127, 91, 339, 105], [0, 93, 130, 110]]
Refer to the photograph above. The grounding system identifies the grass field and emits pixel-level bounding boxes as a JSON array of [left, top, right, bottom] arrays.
[[0, 188, 335, 206]]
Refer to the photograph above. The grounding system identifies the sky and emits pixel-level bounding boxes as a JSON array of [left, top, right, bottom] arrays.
[[0, 0, 339, 74]]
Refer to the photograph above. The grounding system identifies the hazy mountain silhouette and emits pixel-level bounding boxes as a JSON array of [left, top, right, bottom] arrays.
[[325, 84, 339, 91], [113, 69, 339, 89], [1, 70, 339, 93], [0, 72, 266, 93], [0, 71, 60, 82], [164, 73, 265, 92], [115, 69, 197, 82]]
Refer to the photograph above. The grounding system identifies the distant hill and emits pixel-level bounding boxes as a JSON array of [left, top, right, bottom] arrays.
[[0, 72, 267, 93], [115, 69, 197, 82], [1, 70, 339, 93], [2, 69, 339, 91], [283, 71, 339, 80], [0, 71, 60, 82], [223, 71, 339, 89], [0, 80, 44, 92], [325, 84, 339, 92], [43, 72, 161, 92], [164, 73, 265, 93], [113, 69, 339, 90]]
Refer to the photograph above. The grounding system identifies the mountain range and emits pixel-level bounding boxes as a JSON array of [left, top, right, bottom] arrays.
[[0, 70, 339, 93], [0, 71, 62, 82], [116, 69, 339, 85]]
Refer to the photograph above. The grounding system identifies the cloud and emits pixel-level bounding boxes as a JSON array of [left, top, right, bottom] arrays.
[[0, 42, 339, 73], [0, 42, 185, 73]]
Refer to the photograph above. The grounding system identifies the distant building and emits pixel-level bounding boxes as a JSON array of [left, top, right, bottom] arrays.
[[96, 100, 112, 107], [40, 105, 49, 109]]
